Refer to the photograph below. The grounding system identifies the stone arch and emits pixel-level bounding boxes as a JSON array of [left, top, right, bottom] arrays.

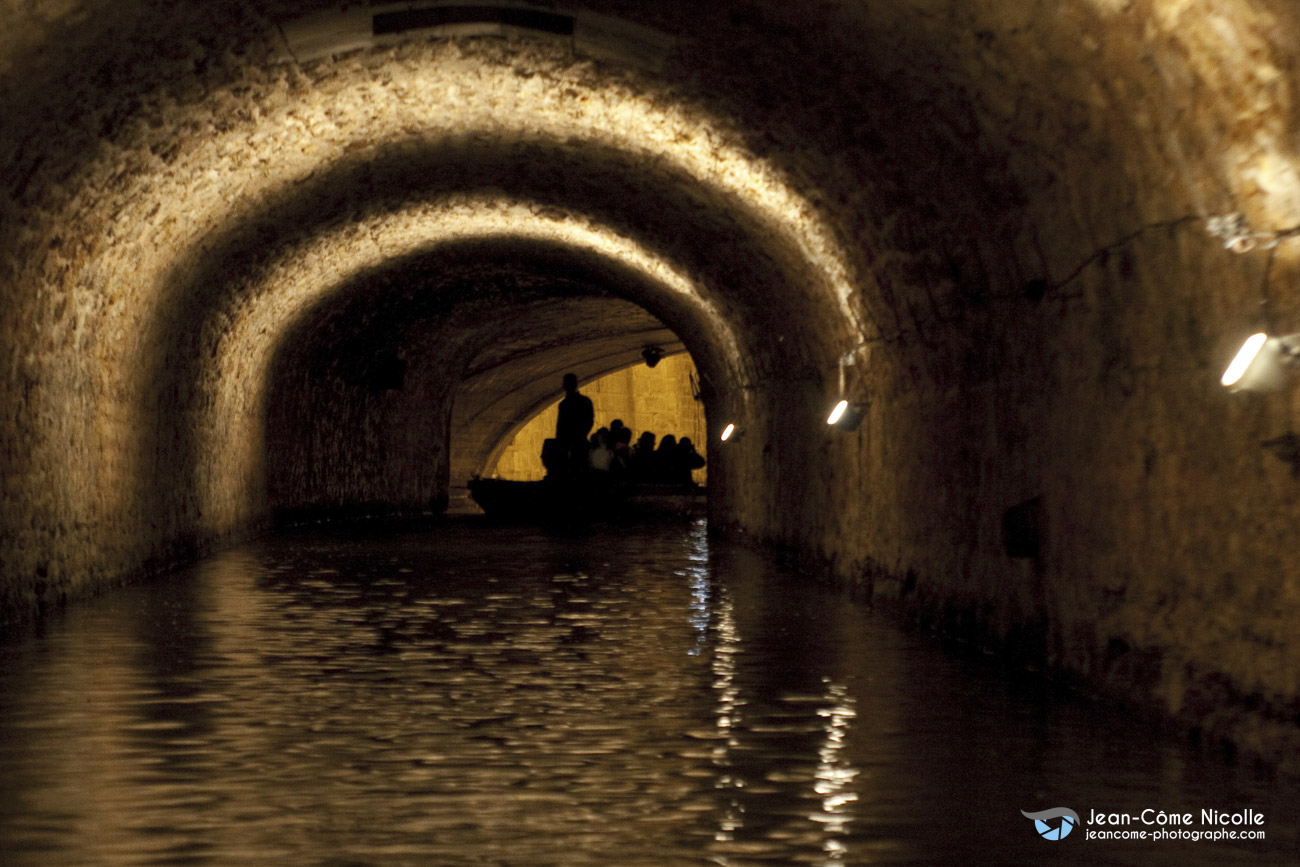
[[50, 35, 870, 588], [5, 0, 1300, 767]]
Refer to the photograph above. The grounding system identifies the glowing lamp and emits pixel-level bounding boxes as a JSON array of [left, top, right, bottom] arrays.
[[826, 399, 867, 431], [720, 423, 736, 442], [1221, 332, 1300, 393], [1221, 333, 1268, 387]]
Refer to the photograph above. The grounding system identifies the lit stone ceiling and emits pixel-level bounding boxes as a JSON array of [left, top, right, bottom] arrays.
[[6, 0, 1300, 766], [2, 0, 1299, 558], [10, 21, 869, 528]]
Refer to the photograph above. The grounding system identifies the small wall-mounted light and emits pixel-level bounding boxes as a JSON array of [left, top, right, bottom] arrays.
[[826, 399, 868, 431], [719, 423, 736, 442], [1221, 332, 1300, 393], [641, 345, 664, 368], [826, 348, 869, 431]]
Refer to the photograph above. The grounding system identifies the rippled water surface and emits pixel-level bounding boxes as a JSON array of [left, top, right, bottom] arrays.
[[1, 519, 1297, 865]]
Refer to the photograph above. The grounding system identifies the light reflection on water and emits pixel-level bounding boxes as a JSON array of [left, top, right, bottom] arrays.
[[0, 518, 1296, 865]]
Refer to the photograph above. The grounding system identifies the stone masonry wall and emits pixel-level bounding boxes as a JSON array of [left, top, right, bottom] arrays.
[[3, 0, 1300, 768]]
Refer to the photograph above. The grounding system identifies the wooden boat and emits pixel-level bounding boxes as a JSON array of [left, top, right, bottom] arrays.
[[467, 476, 704, 523]]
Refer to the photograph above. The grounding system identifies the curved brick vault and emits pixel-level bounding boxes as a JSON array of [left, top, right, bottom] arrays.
[[3, 0, 1300, 766]]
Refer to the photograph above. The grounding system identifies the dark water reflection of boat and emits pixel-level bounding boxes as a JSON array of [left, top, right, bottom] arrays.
[[468, 476, 705, 523]]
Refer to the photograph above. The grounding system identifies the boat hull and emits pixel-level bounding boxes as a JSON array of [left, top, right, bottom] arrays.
[[467, 477, 703, 523]]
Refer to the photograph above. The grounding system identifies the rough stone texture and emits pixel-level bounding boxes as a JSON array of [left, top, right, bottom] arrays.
[[492, 353, 708, 483], [2, 0, 1300, 766]]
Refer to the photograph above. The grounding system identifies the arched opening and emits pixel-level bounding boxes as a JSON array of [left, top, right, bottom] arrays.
[[6, 0, 1300, 777], [3, 18, 867, 614], [258, 234, 750, 529], [483, 351, 707, 487], [444, 298, 698, 495]]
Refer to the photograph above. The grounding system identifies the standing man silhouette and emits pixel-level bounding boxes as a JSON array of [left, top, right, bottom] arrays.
[[555, 372, 594, 479]]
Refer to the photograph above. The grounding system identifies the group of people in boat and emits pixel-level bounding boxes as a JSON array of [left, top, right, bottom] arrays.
[[542, 373, 705, 488]]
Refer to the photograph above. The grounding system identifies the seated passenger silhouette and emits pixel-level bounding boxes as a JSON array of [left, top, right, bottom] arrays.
[[630, 431, 657, 483], [654, 434, 679, 485], [540, 437, 559, 477], [587, 428, 617, 500], [611, 425, 633, 473], [675, 437, 706, 486], [589, 428, 614, 473]]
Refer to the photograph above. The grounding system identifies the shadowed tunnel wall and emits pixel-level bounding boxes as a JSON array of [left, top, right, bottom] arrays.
[[3, 0, 1300, 767]]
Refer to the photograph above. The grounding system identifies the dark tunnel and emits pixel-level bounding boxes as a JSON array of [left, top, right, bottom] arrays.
[[4, 0, 1300, 815]]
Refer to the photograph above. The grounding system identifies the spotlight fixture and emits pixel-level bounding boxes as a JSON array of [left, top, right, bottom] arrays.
[[826, 398, 868, 431], [720, 423, 736, 442], [1221, 332, 1300, 393], [641, 345, 664, 368], [826, 348, 869, 431]]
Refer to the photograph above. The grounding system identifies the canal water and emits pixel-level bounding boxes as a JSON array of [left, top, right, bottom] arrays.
[[0, 519, 1296, 865]]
